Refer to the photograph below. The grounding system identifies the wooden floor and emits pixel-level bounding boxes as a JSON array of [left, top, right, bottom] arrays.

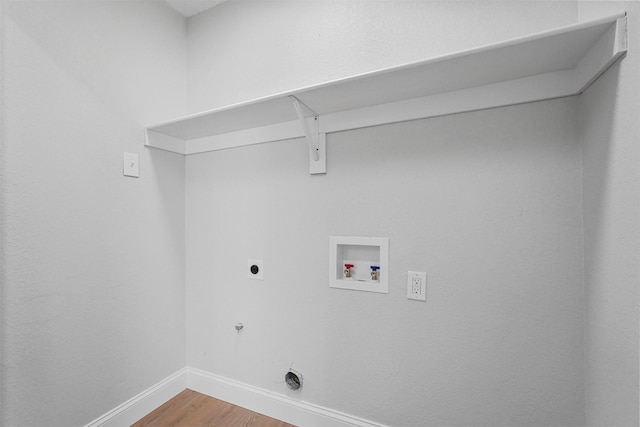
[[131, 389, 295, 427]]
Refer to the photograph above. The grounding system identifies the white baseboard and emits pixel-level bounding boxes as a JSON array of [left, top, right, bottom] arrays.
[[83, 367, 187, 427], [187, 366, 389, 427], [83, 366, 387, 427]]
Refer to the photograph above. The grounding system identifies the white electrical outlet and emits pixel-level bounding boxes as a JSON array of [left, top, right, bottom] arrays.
[[407, 271, 427, 301]]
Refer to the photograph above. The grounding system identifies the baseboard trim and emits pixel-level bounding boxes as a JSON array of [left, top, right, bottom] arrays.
[[187, 366, 389, 427], [83, 366, 387, 427], [83, 367, 187, 427]]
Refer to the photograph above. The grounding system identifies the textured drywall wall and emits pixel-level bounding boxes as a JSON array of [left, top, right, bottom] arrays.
[[185, 98, 585, 426], [186, 0, 578, 113], [579, 2, 640, 426], [185, 2, 589, 426], [0, 2, 187, 426]]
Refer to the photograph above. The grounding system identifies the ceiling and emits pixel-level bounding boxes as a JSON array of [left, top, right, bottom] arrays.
[[165, 0, 227, 17]]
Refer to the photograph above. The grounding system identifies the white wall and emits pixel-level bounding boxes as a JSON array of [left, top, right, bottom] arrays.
[[185, 2, 589, 425], [186, 99, 585, 426], [2, 1, 637, 426], [579, 2, 640, 426], [187, 0, 577, 112], [0, 2, 187, 426]]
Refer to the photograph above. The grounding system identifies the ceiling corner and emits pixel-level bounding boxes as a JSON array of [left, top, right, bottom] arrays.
[[165, 0, 227, 18]]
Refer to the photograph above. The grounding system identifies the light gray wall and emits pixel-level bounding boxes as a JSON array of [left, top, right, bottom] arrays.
[[185, 99, 585, 426], [186, 0, 577, 113], [185, 2, 589, 425], [579, 2, 640, 426], [0, 2, 187, 426], [2, 1, 637, 426]]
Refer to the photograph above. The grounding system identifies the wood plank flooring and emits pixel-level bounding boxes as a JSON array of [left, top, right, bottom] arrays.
[[131, 389, 296, 427]]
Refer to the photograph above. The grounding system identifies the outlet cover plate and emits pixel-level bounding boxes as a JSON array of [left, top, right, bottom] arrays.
[[247, 259, 263, 280], [407, 271, 427, 301]]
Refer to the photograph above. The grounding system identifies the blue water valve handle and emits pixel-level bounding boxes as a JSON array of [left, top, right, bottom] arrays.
[[370, 265, 380, 281]]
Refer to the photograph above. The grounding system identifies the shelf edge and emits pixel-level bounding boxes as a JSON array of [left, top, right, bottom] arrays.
[[145, 130, 186, 155], [574, 15, 627, 94], [144, 13, 627, 159]]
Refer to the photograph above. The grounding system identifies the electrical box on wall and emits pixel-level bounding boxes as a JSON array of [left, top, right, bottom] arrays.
[[329, 236, 389, 294]]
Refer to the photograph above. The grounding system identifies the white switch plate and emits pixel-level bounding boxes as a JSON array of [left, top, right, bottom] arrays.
[[247, 259, 263, 280], [123, 152, 139, 178], [407, 271, 427, 301]]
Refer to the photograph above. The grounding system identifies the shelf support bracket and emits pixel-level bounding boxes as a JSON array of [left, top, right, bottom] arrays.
[[291, 96, 326, 174]]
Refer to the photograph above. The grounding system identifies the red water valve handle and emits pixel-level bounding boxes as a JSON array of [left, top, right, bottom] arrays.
[[344, 264, 354, 269]]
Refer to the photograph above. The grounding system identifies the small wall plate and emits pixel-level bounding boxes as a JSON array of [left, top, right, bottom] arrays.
[[123, 152, 139, 178], [247, 259, 263, 280]]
